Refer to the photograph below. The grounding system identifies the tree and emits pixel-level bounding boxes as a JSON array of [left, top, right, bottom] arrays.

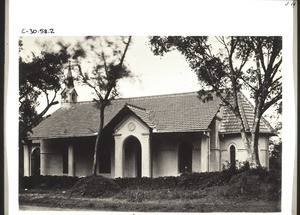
[[19, 40, 69, 140], [19, 39, 69, 175], [149, 36, 282, 168], [72, 36, 132, 175], [268, 101, 282, 170]]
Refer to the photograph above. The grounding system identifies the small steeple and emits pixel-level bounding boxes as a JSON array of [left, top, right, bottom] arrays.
[[66, 60, 74, 88], [61, 60, 78, 107]]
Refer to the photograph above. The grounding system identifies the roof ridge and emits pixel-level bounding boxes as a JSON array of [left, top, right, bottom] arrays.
[[116, 91, 199, 101], [125, 103, 148, 112], [72, 91, 204, 104], [72, 101, 96, 104]]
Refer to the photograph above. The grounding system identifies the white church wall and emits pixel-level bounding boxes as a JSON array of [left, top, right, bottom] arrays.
[[220, 134, 270, 169], [40, 139, 64, 176], [74, 141, 94, 177], [152, 133, 202, 177]]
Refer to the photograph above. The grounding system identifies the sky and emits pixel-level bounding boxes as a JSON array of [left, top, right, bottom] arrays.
[[20, 36, 200, 114]]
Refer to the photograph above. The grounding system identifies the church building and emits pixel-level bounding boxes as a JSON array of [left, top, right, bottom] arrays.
[[23, 68, 275, 178]]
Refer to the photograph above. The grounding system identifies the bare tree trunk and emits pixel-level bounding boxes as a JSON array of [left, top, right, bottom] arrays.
[[92, 106, 105, 176], [236, 114, 254, 166], [250, 106, 262, 168]]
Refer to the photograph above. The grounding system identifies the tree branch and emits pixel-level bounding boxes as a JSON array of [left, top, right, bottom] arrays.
[[239, 75, 258, 92], [267, 42, 281, 72], [262, 93, 282, 114], [104, 36, 131, 101], [36, 90, 59, 120], [267, 82, 282, 95], [270, 58, 282, 80], [77, 63, 103, 101], [256, 39, 267, 73]]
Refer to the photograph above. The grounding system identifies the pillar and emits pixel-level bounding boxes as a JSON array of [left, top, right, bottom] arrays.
[[201, 133, 209, 172], [68, 143, 75, 176], [141, 134, 151, 177], [114, 134, 123, 178], [40, 140, 45, 175], [23, 144, 30, 176]]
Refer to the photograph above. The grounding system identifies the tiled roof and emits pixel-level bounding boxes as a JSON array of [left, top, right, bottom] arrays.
[[219, 93, 275, 134], [30, 91, 275, 139], [30, 92, 221, 139]]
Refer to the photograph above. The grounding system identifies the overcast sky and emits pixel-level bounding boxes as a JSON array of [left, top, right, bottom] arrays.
[[21, 36, 201, 113]]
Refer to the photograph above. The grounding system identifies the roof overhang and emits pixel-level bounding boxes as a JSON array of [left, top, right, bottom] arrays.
[[28, 133, 98, 140]]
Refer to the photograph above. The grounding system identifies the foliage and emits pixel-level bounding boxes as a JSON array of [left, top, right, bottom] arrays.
[[114, 176, 178, 189], [69, 175, 121, 197], [268, 101, 282, 171], [269, 141, 282, 170], [19, 39, 70, 143], [19, 39, 70, 177], [22, 171, 281, 202], [20, 175, 79, 190], [222, 160, 250, 172], [178, 172, 235, 189], [21, 168, 281, 201], [70, 36, 132, 175], [149, 36, 282, 167], [72, 36, 133, 106]]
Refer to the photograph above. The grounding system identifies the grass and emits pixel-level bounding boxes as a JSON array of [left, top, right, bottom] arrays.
[[19, 188, 281, 212]]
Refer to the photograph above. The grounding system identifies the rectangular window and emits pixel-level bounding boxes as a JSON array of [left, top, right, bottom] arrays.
[[63, 145, 68, 174]]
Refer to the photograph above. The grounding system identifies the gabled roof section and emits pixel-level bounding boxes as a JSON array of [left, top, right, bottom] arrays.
[[30, 92, 221, 139], [125, 104, 156, 129], [105, 103, 156, 131], [219, 93, 276, 134]]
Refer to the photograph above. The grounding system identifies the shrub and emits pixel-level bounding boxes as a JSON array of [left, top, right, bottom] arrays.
[[20, 175, 79, 190], [69, 175, 121, 198], [114, 176, 178, 190], [177, 172, 232, 190], [227, 167, 281, 200]]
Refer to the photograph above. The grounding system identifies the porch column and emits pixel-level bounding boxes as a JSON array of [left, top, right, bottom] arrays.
[[141, 133, 151, 177], [68, 143, 75, 176], [40, 139, 47, 176], [200, 132, 209, 172], [23, 144, 30, 176], [114, 134, 123, 178]]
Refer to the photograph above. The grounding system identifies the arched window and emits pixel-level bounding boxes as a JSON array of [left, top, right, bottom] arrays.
[[178, 142, 192, 173], [230, 145, 236, 166]]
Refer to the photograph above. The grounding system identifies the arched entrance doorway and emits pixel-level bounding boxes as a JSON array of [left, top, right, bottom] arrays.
[[123, 136, 141, 178], [178, 142, 192, 173], [31, 147, 40, 176]]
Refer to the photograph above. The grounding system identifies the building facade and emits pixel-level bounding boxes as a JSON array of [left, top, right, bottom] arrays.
[[23, 73, 274, 178]]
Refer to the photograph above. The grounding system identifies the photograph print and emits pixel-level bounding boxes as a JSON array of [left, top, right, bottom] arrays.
[[19, 36, 282, 212]]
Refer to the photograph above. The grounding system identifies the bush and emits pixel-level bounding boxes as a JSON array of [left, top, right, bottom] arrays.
[[227, 167, 281, 200], [69, 175, 121, 198], [177, 172, 233, 190], [20, 175, 79, 190], [114, 176, 178, 190]]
